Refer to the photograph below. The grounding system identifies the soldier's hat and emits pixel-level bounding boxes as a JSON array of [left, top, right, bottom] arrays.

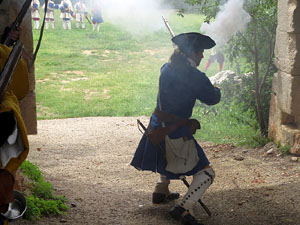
[[172, 32, 216, 54], [63, 2, 69, 8]]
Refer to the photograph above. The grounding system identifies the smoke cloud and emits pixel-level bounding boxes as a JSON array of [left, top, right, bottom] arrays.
[[200, 0, 251, 46], [85, 0, 171, 36]]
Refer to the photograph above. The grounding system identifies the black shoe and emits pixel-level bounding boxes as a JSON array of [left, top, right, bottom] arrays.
[[169, 205, 186, 220], [182, 214, 204, 225], [169, 205, 204, 225], [152, 192, 180, 204]]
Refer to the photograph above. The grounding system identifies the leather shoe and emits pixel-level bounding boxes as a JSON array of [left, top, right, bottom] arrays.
[[169, 205, 204, 225], [152, 192, 180, 204], [169, 205, 186, 220], [182, 214, 204, 225]]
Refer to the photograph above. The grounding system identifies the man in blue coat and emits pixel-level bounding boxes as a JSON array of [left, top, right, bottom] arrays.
[[131, 32, 221, 225]]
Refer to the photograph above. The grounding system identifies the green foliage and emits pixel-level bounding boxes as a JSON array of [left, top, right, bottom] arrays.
[[193, 100, 268, 148], [24, 195, 68, 220], [34, 11, 266, 147], [184, 0, 277, 136], [24, 195, 41, 220], [274, 142, 291, 155], [192, 70, 272, 147], [162, 0, 201, 12], [184, 0, 225, 22], [31, 180, 53, 199], [20, 160, 43, 182], [225, 0, 277, 133], [20, 161, 68, 220], [280, 146, 291, 155], [34, 12, 229, 119]]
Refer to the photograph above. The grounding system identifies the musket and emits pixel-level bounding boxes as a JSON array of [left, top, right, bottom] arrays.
[[86, 15, 92, 25], [0, 40, 24, 102], [1, 0, 32, 47], [162, 16, 176, 49], [162, 16, 175, 38]]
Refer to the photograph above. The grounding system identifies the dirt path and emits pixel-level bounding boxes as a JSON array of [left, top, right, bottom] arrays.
[[15, 117, 300, 225]]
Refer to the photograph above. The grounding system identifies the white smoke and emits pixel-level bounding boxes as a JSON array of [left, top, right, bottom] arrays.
[[200, 0, 251, 46], [85, 0, 171, 36]]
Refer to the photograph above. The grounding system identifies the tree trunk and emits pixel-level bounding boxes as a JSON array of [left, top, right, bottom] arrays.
[[253, 23, 267, 136]]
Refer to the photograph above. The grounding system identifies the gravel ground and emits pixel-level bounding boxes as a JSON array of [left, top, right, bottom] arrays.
[[14, 117, 300, 225]]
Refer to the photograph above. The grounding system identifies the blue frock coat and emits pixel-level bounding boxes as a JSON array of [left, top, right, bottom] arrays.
[[131, 63, 221, 179]]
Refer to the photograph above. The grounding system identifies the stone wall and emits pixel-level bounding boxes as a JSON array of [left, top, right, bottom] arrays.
[[0, 0, 37, 134], [269, 0, 300, 155]]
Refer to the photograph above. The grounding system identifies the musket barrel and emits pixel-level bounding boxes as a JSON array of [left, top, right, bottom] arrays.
[[162, 16, 175, 38]]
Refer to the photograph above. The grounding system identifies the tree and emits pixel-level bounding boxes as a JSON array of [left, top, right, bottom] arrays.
[[162, 0, 200, 12], [185, 0, 277, 136]]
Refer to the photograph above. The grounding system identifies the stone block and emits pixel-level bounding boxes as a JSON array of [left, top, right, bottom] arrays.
[[281, 124, 299, 147], [272, 72, 300, 116], [274, 30, 300, 75], [290, 133, 300, 156], [277, 0, 300, 33]]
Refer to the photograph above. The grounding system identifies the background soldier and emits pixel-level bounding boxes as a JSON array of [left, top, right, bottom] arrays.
[[204, 46, 225, 72], [91, 2, 104, 32], [44, 0, 58, 30], [74, 0, 88, 29], [31, 0, 40, 30], [59, 0, 73, 30]]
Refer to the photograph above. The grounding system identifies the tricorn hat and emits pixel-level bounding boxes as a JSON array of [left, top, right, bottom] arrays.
[[172, 32, 216, 54]]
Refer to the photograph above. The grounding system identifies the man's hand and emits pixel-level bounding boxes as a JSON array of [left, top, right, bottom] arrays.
[[214, 85, 221, 91], [8, 26, 21, 42]]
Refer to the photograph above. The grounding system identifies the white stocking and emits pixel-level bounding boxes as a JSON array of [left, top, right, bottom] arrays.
[[178, 167, 215, 216], [63, 20, 67, 29], [154, 174, 170, 195], [67, 20, 71, 30], [36, 20, 40, 29], [45, 21, 49, 29]]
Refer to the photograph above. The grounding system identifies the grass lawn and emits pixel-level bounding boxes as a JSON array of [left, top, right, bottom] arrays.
[[33, 11, 261, 146], [34, 12, 227, 118]]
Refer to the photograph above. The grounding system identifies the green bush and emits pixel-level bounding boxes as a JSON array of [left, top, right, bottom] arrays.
[[24, 195, 68, 220], [20, 161, 68, 220], [32, 180, 53, 199], [274, 141, 291, 155], [20, 160, 43, 182], [24, 195, 41, 220], [192, 69, 272, 147], [193, 100, 269, 148]]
